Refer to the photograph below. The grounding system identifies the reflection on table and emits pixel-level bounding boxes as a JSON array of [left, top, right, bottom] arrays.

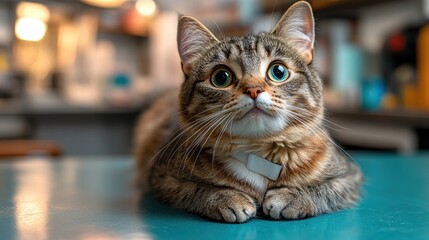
[[1, 153, 429, 240]]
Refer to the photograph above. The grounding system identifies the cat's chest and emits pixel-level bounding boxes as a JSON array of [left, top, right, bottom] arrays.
[[224, 156, 269, 192], [220, 141, 290, 192]]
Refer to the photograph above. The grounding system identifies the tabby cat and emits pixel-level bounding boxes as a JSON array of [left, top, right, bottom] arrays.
[[135, 1, 362, 223]]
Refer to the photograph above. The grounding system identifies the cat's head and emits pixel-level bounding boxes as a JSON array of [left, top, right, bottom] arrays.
[[177, 1, 323, 140]]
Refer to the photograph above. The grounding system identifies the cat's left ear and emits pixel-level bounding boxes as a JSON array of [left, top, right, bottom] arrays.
[[177, 16, 218, 75], [272, 1, 315, 64]]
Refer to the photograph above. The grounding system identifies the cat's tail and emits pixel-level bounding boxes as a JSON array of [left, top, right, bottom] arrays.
[[134, 89, 180, 192]]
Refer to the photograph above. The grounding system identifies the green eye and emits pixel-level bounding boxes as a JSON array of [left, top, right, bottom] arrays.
[[211, 68, 234, 88], [267, 63, 290, 83]]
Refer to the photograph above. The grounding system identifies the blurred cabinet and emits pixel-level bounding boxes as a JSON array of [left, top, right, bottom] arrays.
[[327, 109, 429, 153], [0, 100, 143, 155], [30, 112, 138, 155]]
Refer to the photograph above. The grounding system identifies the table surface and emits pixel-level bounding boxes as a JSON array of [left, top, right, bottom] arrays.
[[1, 152, 428, 240]]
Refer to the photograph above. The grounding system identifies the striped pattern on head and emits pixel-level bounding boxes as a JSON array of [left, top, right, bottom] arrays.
[[177, 1, 323, 139]]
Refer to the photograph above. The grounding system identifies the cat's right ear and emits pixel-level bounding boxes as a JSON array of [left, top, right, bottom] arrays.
[[177, 16, 218, 75], [271, 1, 315, 64]]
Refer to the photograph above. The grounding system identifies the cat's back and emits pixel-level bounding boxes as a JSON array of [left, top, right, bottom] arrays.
[[134, 89, 180, 188]]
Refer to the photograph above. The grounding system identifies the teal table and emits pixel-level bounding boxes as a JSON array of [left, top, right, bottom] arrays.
[[1, 152, 428, 240]]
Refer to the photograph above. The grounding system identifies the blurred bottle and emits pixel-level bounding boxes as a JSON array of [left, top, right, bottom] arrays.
[[330, 20, 364, 109], [361, 76, 385, 111], [0, 50, 10, 98], [106, 73, 133, 107], [0, 51, 24, 99], [417, 23, 429, 110], [382, 25, 421, 110]]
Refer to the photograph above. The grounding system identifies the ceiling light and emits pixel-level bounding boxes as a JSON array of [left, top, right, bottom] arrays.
[[80, 0, 128, 8], [15, 18, 47, 42], [136, 0, 156, 16]]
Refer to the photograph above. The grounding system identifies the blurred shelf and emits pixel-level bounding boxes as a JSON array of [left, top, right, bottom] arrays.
[[262, 0, 406, 18], [0, 98, 145, 116], [326, 108, 429, 128], [98, 26, 149, 38], [310, 0, 404, 11], [217, 23, 251, 37]]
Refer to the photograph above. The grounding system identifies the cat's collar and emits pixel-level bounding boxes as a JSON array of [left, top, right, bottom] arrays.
[[230, 151, 282, 181]]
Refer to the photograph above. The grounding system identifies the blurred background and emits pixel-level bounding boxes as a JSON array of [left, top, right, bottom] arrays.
[[0, 0, 428, 157]]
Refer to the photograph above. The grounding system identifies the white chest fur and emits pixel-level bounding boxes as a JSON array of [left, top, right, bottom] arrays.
[[224, 157, 268, 192]]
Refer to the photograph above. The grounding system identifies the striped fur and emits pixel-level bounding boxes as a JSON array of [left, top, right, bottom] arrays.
[[135, 1, 362, 223]]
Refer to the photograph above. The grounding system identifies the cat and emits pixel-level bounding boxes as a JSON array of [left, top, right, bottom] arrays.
[[134, 1, 363, 223]]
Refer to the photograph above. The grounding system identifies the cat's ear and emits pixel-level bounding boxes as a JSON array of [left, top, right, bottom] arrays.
[[177, 16, 218, 75], [271, 1, 315, 64]]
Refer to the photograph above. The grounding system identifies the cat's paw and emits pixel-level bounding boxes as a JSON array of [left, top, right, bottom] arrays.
[[205, 190, 257, 223], [263, 187, 316, 220]]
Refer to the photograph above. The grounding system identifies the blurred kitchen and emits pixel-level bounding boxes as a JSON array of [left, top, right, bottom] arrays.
[[0, 0, 428, 157]]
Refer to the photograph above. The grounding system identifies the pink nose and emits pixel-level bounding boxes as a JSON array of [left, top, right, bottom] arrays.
[[244, 87, 264, 100]]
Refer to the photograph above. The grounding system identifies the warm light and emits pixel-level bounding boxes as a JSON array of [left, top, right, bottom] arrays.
[[15, 2, 49, 42], [136, 0, 156, 16], [57, 23, 79, 70], [15, 18, 47, 42], [17, 2, 50, 22], [81, 0, 128, 8], [15, 159, 51, 240]]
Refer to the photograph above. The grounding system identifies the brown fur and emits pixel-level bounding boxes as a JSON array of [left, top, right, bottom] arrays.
[[135, 1, 362, 223]]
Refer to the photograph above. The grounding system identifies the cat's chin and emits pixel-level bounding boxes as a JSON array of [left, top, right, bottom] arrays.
[[228, 112, 287, 138]]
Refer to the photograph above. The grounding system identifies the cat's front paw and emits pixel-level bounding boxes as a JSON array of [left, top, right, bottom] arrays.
[[205, 190, 257, 223], [263, 187, 316, 220]]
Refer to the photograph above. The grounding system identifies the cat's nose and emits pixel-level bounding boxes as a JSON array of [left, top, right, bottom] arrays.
[[244, 87, 264, 100]]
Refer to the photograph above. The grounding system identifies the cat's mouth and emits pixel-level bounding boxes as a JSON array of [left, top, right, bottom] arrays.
[[239, 106, 271, 120], [230, 105, 286, 137], [247, 107, 268, 116]]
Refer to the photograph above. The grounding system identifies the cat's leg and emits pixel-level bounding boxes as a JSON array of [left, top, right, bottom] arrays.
[[263, 160, 362, 219], [150, 165, 258, 223]]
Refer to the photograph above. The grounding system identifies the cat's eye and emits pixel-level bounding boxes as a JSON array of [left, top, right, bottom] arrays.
[[210, 68, 234, 88], [267, 63, 290, 83]]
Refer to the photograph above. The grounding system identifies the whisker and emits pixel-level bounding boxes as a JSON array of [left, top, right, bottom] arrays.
[[211, 113, 235, 169], [164, 104, 223, 123], [211, 18, 225, 39], [281, 109, 356, 163], [151, 107, 228, 169], [186, 113, 233, 180], [171, 111, 230, 172], [286, 105, 347, 131]]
